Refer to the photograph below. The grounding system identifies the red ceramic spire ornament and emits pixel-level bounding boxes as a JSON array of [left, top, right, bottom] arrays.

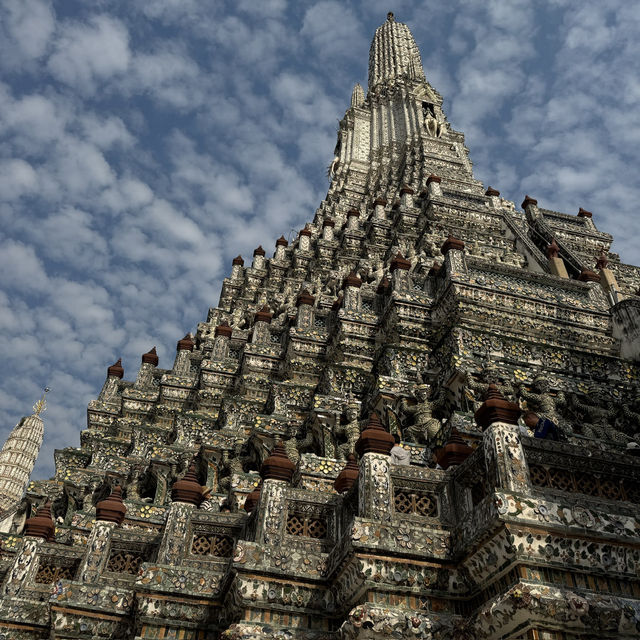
[[96, 485, 127, 525], [24, 502, 55, 542]]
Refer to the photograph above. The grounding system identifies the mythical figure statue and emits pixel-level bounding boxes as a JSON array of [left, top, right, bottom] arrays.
[[618, 388, 640, 437], [322, 271, 340, 297], [423, 103, 443, 138], [400, 383, 443, 444], [365, 257, 386, 286], [81, 477, 103, 511], [569, 388, 637, 445], [334, 402, 361, 460], [462, 364, 514, 409], [328, 154, 340, 179], [515, 374, 569, 434], [283, 423, 315, 464], [126, 464, 145, 501], [218, 442, 245, 492], [230, 306, 249, 330]]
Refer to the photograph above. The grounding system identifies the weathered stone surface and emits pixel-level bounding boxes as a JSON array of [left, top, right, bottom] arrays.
[[2, 11, 640, 640]]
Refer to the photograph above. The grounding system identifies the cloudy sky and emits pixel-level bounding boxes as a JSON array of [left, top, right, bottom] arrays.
[[2, 0, 639, 479]]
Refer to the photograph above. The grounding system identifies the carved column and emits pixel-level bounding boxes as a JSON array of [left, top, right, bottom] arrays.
[[273, 236, 288, 261], [231, 255, 244, 281], [400, 184, 414, 208], [390, 252, 411, 292], [343, 272, 362, 311], [252, 246, 266, 270], [441, 235, 467, 278], [251, 306, 272, 344], [173, 334, 194, 374], [156, 502, 194, 565], [212, 322, 232, 360], [322, 218, 335, 242], [346, 209, 360, 231], [357, 453, 393, 522], [98, 359, 124, 400], [296, 290, 315, 329], [373, 197, 387, 221], [483, 422, 530, 494], [1, 538, 42, 596], [298, 228, 312, 252], [135, 347, 158, 387], [253, 479, 288, 546], [77, 520, 117, 582], [426, 174, 442, 197]]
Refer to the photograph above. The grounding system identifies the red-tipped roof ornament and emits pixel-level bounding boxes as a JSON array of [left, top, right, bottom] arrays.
[[474, 384, 521, 430], [260, 441, 296, 483], [441, 235, 465, 254], [346, 209, 360, 218], [96, 485, 127, 525], [485, 186, 500, 197], [142, 347, 159, 366], [254, 306, 273, 323], [426, 174, 442, 185], [376, 275, 391, 294], [24, 502, 55, 541], [334, 454, 359, 493], [232, 255, 244, 266], [215, 321, 233, 338], [323, 218, 335, 228], [435, 429, 473, 470], [596, 250, 608, 270], [253, 245, 266, 257], [578, 269, 600, 283], [276, 235, 288, 247], [578, 207, 593, 218], [343, 271, 362, 289], [171, 462, 205, 506], [400, 184, 415, 195], [177, 334, 194, 351], [296, 289, 315, 307], [355, 412, 394, 456], [390, 252, 411, 271], [107, 358, 124, 379], [521, 195, 538, 210], [546, 239, 560, 259], [244, 481, 262, 512]]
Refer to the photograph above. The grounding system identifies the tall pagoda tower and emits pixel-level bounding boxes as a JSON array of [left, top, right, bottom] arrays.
[[1, 13, 640, 640]]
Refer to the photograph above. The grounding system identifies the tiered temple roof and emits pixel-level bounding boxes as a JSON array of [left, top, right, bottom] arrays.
[[1, 12, 640, 640]]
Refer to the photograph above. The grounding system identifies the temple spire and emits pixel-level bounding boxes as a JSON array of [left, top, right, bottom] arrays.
[[350, 83, 365, 108], [0, 390, 48, 515], [368, 13, 426, 90]]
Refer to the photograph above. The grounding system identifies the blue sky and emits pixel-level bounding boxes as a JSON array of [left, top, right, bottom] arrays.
[[2, 0, 640, 478]]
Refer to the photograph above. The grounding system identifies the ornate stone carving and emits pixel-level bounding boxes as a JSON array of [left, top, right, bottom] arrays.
[[2, 12, 640, 640]]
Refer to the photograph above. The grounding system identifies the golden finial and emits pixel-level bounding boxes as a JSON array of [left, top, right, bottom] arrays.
[[33, 387, 50, 416]]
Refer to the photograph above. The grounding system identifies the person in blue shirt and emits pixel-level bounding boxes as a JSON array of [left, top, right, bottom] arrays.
[[523, 411, 559, 441]]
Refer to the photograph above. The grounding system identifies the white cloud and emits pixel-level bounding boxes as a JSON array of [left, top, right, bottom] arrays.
[[0, 89, 69, 146], [301, 2, 367, 66], [0, 0, 55, 68], [0, 159, 38, 200], [47, 15, 130, 92], [79, 114, 134, 150], [0, 240, 49, 293], [29, 206, 109, 270]]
